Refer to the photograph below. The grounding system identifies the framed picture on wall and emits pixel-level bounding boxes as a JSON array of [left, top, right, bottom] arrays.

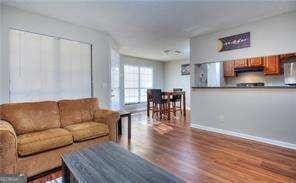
[[181, 64, 190, 75]]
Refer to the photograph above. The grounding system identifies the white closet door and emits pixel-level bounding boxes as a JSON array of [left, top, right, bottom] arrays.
[[9, 29, 57, 102], [9, 29, 91, 102], [79, 43, 92, 98], [59, 39, 91, 99], [40, 35, 59, 100]]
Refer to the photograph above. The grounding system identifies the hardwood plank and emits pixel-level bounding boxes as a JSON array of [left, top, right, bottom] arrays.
[[30, 111, 296, 183]]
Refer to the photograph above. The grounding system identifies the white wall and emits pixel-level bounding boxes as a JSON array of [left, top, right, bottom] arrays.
[[1, 6, 116, 108], [120, 55, 164, 111], [190, 11, 296, 147], [164, 60, 190, 108]]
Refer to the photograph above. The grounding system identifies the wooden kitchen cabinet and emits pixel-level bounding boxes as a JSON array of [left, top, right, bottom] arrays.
[[280, 53, 296, 61], [223, 61, 235, 77], [263, 55, 280, 75], [248, 57, 263, 67], [234, 59, 248, 68]]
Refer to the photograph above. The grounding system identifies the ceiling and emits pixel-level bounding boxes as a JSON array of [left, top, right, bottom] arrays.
[[3, 1, 296, 61]]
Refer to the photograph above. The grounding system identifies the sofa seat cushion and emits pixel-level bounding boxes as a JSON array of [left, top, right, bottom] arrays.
[[64, 122, 109, 142], [17, 128, 73, 156]]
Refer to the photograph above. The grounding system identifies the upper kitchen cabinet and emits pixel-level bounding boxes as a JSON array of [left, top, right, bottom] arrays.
[[248, 57, 263, 67], [223, 60, 235, 77], [280, 53, 296, 60], [234, 59, 248, 68], [263, 55, 280, 75]]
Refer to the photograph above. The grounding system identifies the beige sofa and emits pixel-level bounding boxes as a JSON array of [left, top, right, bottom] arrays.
[[0, 98, 119, 178]]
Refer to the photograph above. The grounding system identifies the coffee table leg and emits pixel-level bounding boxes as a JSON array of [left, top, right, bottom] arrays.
[[118, 118, 122, 135], [62, 160, 70, 183], [128, 115, 131, 139], [183, 93, 186, 117]]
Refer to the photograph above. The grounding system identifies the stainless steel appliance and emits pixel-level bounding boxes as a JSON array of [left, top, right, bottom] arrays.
[[284, 61, 296, 85]]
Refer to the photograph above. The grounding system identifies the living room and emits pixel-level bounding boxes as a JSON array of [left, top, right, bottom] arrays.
[[1, 1, 296, 183]]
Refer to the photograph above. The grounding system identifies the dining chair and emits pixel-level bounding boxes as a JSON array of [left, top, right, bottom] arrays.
[[171, 88, 183, 115], [146, 89, 153, 117], [150, 89, 168, 119]]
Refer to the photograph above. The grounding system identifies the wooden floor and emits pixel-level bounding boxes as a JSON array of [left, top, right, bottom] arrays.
[[31, 111, 296, 183]]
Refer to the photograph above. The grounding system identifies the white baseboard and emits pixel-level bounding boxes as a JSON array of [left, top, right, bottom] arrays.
[[190, 124, 296, 150]]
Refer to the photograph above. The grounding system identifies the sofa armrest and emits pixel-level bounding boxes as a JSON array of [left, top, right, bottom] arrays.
[[93, 109, 120, 142], [0, 120, 17, 173]]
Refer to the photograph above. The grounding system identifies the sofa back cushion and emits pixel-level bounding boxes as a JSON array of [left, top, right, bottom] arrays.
[[58, 98, 99, 127], [0, 101, 60, 135]]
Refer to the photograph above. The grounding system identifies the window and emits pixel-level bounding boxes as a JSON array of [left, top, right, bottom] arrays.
[[124, 65, 153, 104], [124, 65, 139, 104], [140, 67, 153, 102], [9, 29, 92, 102]]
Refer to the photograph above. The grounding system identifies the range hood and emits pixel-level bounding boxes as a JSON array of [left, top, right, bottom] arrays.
[[234, 66, 264, 73]]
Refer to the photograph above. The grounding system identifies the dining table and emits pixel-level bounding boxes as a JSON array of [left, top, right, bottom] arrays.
[[147, 90, 186, 120]]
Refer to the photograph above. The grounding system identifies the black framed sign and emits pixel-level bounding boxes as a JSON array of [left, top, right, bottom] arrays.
[[217, 32, 250, 52], [181, 64, 190, 75]]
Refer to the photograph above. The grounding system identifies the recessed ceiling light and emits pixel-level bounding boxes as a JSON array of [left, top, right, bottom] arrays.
[[163, 49, 171, 55], [173, 50, 182, 55]]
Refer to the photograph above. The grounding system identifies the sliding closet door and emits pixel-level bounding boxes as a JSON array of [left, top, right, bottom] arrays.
[[9, 29, 92, 102]]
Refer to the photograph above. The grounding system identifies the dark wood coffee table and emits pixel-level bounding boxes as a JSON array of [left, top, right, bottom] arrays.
[[62, 142, 184, 183]]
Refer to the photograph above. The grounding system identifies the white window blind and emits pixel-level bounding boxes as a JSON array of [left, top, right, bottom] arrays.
[[140, 67, 153, 102], [59, 39, 92, 99], [9, 29, 92, 102], [124, 65, 153, 104], [124, 65, 139, 104]]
